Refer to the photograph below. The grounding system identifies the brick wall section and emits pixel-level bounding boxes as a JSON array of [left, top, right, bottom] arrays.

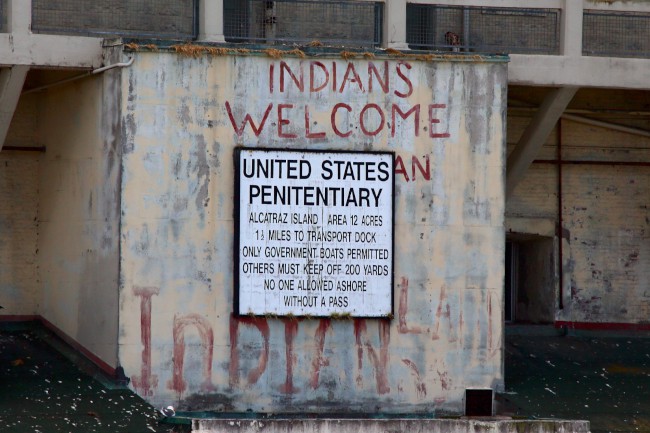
[[506, 115, 650, 324], [0, 153, 40, 315]]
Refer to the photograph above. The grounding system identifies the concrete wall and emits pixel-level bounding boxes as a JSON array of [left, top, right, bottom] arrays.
[[35, 58, 122, 367], [193, 418, 590, 433], [118, 50, 507, 412], [506, 112, 650, 325]]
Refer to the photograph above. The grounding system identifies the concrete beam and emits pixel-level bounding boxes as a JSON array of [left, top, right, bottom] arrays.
[[506, 86, 578, 196], [509, 55, 650, 89], [0, 34, 104, 68], [0, 66, 29, 151]]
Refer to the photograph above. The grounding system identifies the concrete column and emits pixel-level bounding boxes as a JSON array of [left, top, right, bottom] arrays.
[[383, 0, 409, 49], [561, 0, 583, 56], [199, 0, 226, 42], [8, 0, 32, 35]]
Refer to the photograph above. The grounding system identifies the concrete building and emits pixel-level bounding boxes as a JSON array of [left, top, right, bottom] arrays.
[[0, 0, 648, 422]]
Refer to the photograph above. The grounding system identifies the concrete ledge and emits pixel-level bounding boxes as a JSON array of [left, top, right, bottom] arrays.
[[192, 418, 590, 433]]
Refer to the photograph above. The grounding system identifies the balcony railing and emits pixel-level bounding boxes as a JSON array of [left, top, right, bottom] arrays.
[[30, 0, 198, 40], [224, 0, 383, 47], [2, 0, 650, 61], [583, 9, 650, 58], [406, 4, 560, 55]]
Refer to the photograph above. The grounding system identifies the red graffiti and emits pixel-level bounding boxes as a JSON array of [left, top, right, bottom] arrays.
[[279, 319, 299, 394], [437, 370, 451, 390], [398, 276, 460, 344], [270, 61, 411, 97], [229, 315, 270, 387], [226, 102, 447, 140], [398, 277, 424, 334], [428, 104, 450, 138], [354, 319, 390, 394], [401, 359, 427, 398], [394, 155, 431, 182], [225, 101, 272, 137], [168, 314, 215, 394], [131, 286, 160, 397], [488, 292, 493, 351], [310, 319, 332, 389], [432, 284, 456, 342]]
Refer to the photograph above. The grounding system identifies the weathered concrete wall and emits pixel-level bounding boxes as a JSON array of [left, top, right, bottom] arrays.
[[506, 112, 650, 325], [118, 50, 506, 412], [36, 59, 122, 367], [193, 418, 590, 433]]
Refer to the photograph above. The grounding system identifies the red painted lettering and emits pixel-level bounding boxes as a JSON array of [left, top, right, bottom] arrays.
[[394, 62, 413, 98], [412, 155, 431, 181], [391, 104, 420, 137], [339, 63, 364, 93], [278, 104, 296, 138], [280, 61, 304, 92], [310, 61, 329, 92], [310, 319, 331, 389], [354, 319, 390, 394], [360, 103, 385, 136], [269, 63, 274, 94], [331, 103, 352, 137], [279, 319, 299, 394], [225, 101, 272, 137], [368, 62, 389, 94], [398, 277, 423, 334], [229, 315, 270, 387], [131, 286, 160, 397], [429, 104, 450, 138], [394, 155, 409, 182], [168, 314, 214, 394]]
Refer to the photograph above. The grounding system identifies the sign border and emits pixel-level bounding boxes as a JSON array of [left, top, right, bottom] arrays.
[[233, 147, 395, 319]]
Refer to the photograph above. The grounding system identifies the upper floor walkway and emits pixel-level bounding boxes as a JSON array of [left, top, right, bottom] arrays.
[[1, 0, 649, 89]]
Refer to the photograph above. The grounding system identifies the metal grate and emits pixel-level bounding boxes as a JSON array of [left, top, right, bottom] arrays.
[[406, 4, 560, 54], [583, 10, 650, 58], [0, 0, 6, 33], [224, 0, 383, 47], [31, 0, 198, 40]]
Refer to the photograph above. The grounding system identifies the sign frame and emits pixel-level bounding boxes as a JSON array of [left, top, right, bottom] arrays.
[[233, 147, 395, 319]]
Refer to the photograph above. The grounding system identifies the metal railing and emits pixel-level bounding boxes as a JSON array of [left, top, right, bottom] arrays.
[[583, 10, 650, 58], [224, 0, 383, 47], [31, 0, 198, 40], [0, 0, 6, 32], [406, 4, 560, 55]]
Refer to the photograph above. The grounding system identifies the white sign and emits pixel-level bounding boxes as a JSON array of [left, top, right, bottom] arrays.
[[235, 149, 394, 317]]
